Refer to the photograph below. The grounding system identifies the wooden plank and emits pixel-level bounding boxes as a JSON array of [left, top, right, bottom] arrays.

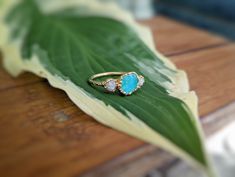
[[80, 145, 175, 177], [172, 44, 235, 116], [0, 62, 42, 91], [0, 82, 143, 177], [140, 16, 228, 55]]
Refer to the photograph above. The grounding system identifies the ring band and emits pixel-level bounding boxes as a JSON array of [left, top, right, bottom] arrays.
[[88, 72, 145, 95]]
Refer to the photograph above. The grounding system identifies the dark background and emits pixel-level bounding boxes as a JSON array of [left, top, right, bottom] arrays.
[[155, 0, 235, 40]]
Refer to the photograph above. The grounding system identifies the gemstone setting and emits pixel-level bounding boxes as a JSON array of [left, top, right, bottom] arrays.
[[138, 76, 145, 87], [104, 79, 117, 92], [119, 72, 139, 95]]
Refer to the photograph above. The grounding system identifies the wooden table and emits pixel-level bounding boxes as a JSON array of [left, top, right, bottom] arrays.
[[0, 16, 235, 177]]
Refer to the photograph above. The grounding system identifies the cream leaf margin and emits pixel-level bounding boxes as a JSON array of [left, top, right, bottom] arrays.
[[0, 0, 215, 176]]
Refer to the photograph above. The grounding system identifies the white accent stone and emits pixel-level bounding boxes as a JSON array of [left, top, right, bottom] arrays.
[[105, 79, 116, 92], [138, 77, 145, 87]]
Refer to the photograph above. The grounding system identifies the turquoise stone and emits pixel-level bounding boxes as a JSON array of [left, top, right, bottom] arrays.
[[121, 73, 138, 95]]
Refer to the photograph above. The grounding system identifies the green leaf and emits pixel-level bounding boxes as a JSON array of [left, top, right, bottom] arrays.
[[0, 0, 215, 176]]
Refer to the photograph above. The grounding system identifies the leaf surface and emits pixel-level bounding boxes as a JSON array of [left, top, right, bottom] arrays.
[[0, 0, 214, 176]]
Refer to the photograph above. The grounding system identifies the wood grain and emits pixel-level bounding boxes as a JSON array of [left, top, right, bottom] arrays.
[[0, 83, 142, 177], [0, 16, 234, 177], [172, 44, 235, 117], [0, 63, 42, 91], [140, 16, 228, 55]]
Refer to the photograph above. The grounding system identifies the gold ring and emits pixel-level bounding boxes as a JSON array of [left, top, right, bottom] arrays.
[[88, 72, 145, 95]]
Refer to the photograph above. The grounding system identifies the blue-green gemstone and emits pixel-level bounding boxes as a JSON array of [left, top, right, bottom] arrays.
[[121, 73, 138, 95]]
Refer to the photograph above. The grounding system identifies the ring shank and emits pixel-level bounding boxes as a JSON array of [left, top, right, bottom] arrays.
[[88, 72, 126, 86]]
